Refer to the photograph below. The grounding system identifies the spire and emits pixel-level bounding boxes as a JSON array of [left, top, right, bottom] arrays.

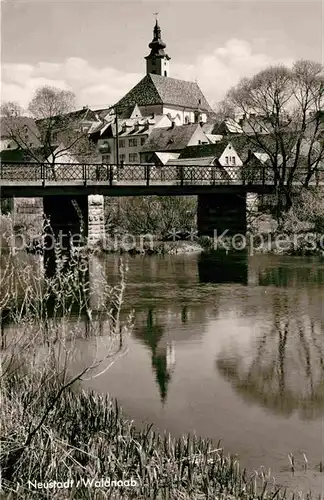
[[148, 19, 167, 56], [145, 17, 171, 76]]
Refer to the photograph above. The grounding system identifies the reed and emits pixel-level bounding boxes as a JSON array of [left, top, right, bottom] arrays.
[[1, 370, 320, 499]]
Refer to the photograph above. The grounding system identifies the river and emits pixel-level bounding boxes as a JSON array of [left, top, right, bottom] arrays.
[[3, 251, 324, 494]]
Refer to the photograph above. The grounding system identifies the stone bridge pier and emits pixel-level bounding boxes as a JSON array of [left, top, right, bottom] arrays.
[[197, 193, 247, 238], [43, 194, 105, 247]]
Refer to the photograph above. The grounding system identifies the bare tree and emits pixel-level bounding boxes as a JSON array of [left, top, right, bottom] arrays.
[[222, 60, 324, 211], [1, 85, 99, 166]]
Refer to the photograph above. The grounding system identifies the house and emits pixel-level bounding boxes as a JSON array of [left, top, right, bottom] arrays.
[[179, 141, 243, 167], [140, 122, 209, 163], [91, 109, 172, 164], [0, 117, 42, 152], [35, 106, 102, 146]]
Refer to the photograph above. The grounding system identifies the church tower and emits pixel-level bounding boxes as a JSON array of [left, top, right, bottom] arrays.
[[145, 19, 171, 77]]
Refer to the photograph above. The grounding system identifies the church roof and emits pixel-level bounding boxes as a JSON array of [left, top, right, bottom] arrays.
[[115, 73, 213, 117]]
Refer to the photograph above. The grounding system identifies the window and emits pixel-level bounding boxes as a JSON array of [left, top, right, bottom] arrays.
[[119, 139, 125, 148], [225, 156, 229, 165], [141, 137, 146, 146], [232, 156, 236, 165], [129, 138, 137, 147], [120, 154, 126, 162], [129, 153, 138, 163], [102, 154, 111, 163], [164, 71, 167, 76]]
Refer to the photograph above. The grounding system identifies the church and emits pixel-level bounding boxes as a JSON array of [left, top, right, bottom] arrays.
[[94, 19, 214, 164], [115, 19, 213, 124]]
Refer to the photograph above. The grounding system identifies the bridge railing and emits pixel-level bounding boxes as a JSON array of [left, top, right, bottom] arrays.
[[1, 162, 324, 187]]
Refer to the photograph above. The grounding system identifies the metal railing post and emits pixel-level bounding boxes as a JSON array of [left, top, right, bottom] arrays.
[[42, 164, 46, 186], [83, 164, 87, 186], [180, 166, 184, 187], [146, 164, 150, 186], [109, 165, 113, 186]]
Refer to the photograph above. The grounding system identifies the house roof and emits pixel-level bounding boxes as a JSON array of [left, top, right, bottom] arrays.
[[212, 118, 243, 135], [93, 107, 114, 120], [0, 147, 49, 162], [179, 141, 230, 159], [166, 156, 217, 166], [155, 152, 180, 164], [0, 117, 42, 148], [35, 107, 100, 131], [140, 123, 202, 153], [115, 73, 213, 117]]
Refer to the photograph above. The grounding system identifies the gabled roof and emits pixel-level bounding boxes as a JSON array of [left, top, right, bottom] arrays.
[[35, 107, 100, 131], [155, 152, 180, 164], [115, 73, 213, 117], [166, 156, 218, 166], [179, 141, 230, 160], [93, 107, 114, 120], [140, 123, 202, 153], [0, 117, 42, 148], [212, 118, 243, 135], [0, 147, 50, 162]]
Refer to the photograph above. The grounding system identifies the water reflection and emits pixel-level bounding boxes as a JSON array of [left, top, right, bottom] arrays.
[[216, 291, 324, 420], [198, 250, 248, 284], [258, 260, 324, 287], [132, 309, 174, 403]]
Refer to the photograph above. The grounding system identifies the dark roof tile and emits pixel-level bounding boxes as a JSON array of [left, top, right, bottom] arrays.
[[140, 123, 201, 152], [115, 74, 213, 117], [179, 141, 229, 160]]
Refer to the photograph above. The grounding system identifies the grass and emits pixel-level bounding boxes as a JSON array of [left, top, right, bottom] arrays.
[[2, 370, 319, 500]]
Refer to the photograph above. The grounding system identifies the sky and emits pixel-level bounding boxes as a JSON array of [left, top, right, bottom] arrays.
[[1, 0, 323, 111]]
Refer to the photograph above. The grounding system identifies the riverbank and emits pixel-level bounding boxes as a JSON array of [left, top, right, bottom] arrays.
[[96, 238, 204, 255], [1, 370, 316, 500]]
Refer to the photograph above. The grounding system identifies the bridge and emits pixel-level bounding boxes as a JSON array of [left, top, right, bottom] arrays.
[[1, 162, 323, 250]]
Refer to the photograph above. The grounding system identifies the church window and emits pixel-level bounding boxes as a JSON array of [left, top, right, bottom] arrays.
[[225, 156, 229, 165], [164, 71, 167, 76]]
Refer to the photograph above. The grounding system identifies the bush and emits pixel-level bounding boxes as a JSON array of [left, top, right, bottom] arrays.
[[279, 188, 324, 234], [105, 196, 197, 238]]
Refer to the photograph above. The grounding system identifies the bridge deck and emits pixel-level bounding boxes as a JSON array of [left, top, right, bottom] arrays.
[[0, 162, 323, 197]]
